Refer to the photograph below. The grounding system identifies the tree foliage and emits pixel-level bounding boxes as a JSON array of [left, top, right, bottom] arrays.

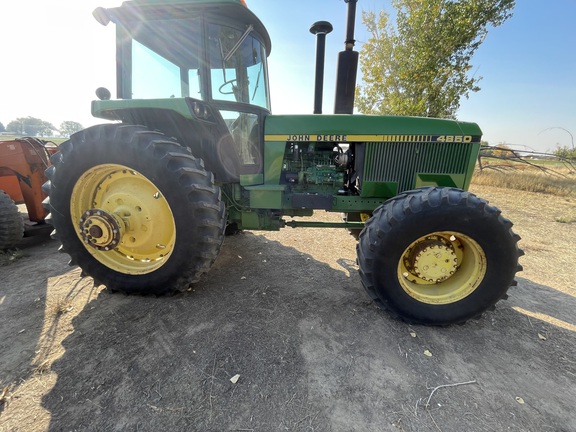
[[59, 121, 84, 137], [554, 145, 576, 161], [6, 116, 56, 137], [356, 0, 515, 118], [492, 144, 512, 159], [0, 122, 5, 133]]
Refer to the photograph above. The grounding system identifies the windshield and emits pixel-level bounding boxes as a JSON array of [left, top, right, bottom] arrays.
[[132, 39, 202, 99], [128, 17, 203, 99], [123, 18, 270, 110], [208, 23, 270, 109]]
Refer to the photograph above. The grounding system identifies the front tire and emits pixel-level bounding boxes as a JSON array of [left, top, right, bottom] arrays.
[[44, 124, 225, 294], [0, 190, 23, 250], [357, 187, 522, 325]]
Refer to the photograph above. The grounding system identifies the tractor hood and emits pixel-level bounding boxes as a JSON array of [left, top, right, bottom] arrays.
[[264, 115, 482, 142]]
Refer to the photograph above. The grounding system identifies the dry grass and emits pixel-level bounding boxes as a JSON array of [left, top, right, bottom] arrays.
[[555, 215, 576, 224], [470, 183, 576, 296], [0, 384, 15, 408], [472, 162, 576, 197], [32, 360, 51, 376]]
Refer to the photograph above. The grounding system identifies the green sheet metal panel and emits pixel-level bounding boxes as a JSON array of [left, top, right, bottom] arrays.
[[363, 140, 476, 193], [264, 114, 482, 139]]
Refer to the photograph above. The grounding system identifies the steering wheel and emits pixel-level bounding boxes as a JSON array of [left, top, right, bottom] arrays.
[[219, 79, 237, 95]]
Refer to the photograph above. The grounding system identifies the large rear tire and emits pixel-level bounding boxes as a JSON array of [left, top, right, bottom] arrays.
[[0, 190, 23, 250], [44, 124, 225, 295], [357, 187, 523, 325]]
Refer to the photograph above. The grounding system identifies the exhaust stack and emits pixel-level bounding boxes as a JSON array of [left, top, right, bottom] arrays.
[[334, 0, 359, 114], [310, 21, 333, 114]]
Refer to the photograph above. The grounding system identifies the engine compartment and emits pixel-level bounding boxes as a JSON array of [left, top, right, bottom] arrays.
[[280, 141, 355, 195]]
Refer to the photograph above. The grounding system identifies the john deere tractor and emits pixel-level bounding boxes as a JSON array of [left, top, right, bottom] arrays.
[[44, 0, 522, 325]]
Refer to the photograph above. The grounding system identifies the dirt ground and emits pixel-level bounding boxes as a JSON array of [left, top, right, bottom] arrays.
[[1, 184, 575, 432]]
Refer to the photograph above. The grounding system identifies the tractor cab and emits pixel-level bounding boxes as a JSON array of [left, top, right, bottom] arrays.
[[92, 0, 272, 181]]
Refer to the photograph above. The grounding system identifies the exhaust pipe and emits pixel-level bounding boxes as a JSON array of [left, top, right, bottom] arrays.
[[310, 21, 333, 114], [334, 0, 359, 114]]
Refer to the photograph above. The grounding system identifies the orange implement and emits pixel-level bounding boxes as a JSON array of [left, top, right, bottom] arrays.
[[0, 138, 53, 222]]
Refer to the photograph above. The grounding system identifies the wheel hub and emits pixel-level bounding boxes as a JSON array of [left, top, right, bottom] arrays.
[[79, 209, 124, 251], [404, 236, 458, 283], [71, 163, 178, 274]]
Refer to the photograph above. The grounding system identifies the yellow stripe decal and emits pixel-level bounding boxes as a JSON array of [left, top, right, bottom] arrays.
[[264, 134, 473, 143]]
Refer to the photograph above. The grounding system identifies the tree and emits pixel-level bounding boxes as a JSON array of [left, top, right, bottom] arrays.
[[492, 144, 512, 159], [6, 116, 56, 136], [0, 122, 5, 133], [554, 145, 576, 161], [59, 121, 84, 137], [356, 0, 515, 118]]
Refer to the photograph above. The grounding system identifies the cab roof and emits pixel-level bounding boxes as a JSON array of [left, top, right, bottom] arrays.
[[102, 0, 271, 54]]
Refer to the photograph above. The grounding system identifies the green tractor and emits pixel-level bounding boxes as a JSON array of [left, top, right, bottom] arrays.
[[44, 0, 522, 325]]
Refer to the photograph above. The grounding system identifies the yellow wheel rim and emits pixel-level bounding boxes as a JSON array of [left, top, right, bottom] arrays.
[[71, 164, 176, 275], [398, 232, 486, 305]]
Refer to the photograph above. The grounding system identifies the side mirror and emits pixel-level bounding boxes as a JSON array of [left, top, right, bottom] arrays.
[[96, 87, 112, 101]]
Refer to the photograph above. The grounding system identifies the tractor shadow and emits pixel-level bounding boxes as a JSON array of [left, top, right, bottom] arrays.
[[0, 236, 71, 415], [22, 232, 576, 431]]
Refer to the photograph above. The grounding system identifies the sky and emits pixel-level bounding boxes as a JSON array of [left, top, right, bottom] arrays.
[[1, 0, 575, 153]]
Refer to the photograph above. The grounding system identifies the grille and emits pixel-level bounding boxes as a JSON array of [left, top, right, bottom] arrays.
[[364, 141, 473, 192]]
